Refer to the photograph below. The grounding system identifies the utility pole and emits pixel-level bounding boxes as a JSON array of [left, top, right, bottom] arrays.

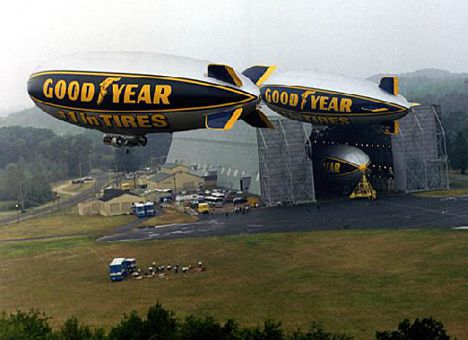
[[114, 149, 119, 189], [15, 203, 19, 224], [19, 181, 24, 211], [88, 153, 92, 173]]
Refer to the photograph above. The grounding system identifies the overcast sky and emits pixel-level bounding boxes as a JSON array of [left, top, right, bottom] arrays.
[[0, 0, 466, 114]]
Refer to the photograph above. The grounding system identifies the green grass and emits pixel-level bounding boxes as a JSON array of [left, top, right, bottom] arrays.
[[60, 181, 94, 193], [0, 211, 16, 218], [0, 208, 133, 241], [414, 171, 468, 197], [0, 229, 466, 339], [0, 206, 197, 241], [0, 201, 16, 212], [0, 237, 91, 258]]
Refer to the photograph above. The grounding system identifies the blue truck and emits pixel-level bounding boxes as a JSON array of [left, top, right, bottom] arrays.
[[132, 203, 146, 218], [144, 201, 155, 217], [132, 201, 156, 218], [109, 258, 136, 281]]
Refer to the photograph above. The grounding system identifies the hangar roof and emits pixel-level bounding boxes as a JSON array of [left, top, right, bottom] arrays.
[[99, 189, 139, 202], [161, 163, 179, 169], [148, 172, 173, 183]]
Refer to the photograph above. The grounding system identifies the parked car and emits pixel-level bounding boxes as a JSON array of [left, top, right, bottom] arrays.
[[233, 196, 247, 204], [197, 203, 210, 214], [225, 194, 236, 203]]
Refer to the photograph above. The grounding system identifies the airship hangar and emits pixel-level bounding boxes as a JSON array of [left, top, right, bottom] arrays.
[[167, 104, 449, 205]]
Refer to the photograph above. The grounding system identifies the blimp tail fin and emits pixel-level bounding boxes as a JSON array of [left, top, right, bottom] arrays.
[[242, 109, 275, 129], [208, 64, 243, 87], [379, 76, 399, 95], [205, 108, 243, 131], [242, 66, 277, 86]]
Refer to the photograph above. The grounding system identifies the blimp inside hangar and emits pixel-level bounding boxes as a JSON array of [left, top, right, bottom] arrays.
[[166, 104, 449, 205]]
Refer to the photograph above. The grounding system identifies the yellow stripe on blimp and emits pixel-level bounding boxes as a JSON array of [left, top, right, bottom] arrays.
[[205, 108, 243, 131], [225, 66, 243, 87], [256, 65, 277, 86], [361, 107, 389, 113], [393, 77, 399, 95]]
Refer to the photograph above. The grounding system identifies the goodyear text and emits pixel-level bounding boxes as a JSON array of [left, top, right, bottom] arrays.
[[263, 87, 353, 113], [28, 72, 255, 113], [42, 78, 172, 106], [323, 161, 341, 174]]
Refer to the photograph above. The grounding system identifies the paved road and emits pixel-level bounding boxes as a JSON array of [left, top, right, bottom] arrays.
[[0, 173, 108, 226], [97, 194, 468, 242]]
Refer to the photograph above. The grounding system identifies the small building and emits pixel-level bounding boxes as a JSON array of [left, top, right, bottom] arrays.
[[78, 189, 142, 216], [203, 170, 218, 189], [77, 200, 100, 216], [131, 188, 173, 203], [144, 171, 204, 192], [192, 169, 218, 189], [159, 163, 191, 175]]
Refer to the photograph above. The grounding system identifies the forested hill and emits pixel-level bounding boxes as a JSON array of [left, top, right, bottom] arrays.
[[369, 69, 468, 141], [0, 126, 172, 207], [0, 107, 82, 135], [0, 126, 96, 207], [368, 68, 467, 113]]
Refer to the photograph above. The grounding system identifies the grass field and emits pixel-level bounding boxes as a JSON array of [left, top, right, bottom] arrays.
[[414, 171, 468, 198], [0, 201, 19, 219], [0, 178, 94, 222], [0, 201, 16, 212], [0, 208, 133, 241], [0, 206, 196, 241], [0, 226, 466, 339], [59, 181, 95, 194]]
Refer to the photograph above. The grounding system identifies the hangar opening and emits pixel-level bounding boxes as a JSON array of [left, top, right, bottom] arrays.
[[308, 105, 449, 200], [166, 105, 448, 206], [308, 124, 395, 199]]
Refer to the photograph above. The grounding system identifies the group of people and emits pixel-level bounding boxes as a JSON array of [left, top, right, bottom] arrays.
[[226, 206, 249, 217], [132, 261, 205, 280]]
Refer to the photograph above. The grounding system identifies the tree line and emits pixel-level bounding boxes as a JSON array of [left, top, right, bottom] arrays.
[[0, 126, 171, 208], [0, 303, 452, 340], [397, 71, 468, 174]]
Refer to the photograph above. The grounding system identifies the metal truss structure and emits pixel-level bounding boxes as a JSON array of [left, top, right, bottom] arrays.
[[392, 105, 449, 192], [257, 118, 316, 206]]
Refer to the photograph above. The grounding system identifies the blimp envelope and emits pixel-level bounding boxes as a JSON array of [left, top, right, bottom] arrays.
[[27, 52, 273, 139], [314, 144, 371, 184], [243, 66, 412, 127]]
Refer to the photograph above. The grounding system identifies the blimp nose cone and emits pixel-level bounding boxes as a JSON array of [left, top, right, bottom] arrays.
[[27, 76, 37, 98], [27, 74, 47, 103], [358, 163, 368, 173]]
